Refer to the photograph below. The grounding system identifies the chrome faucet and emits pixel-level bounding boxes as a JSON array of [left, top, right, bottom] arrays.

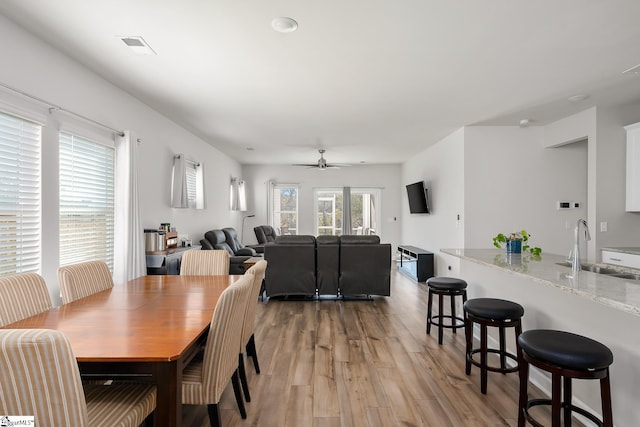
[[568, 219, 591, 272]]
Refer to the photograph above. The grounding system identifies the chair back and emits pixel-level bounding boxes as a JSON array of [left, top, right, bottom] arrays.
[[204, 230, 234, 255], [0, 329, 89, 426], [180, 250, 230, 275], [0, 273, 52, 327], [58, 260, 114, 304], [222, 227, 244, 252], [254, 225, 277, 244], [200, 274, 253, 402], [241, 260, 267, 347]]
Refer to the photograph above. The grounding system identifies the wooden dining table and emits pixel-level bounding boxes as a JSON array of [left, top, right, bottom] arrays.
[[1, 274, 242, 427]]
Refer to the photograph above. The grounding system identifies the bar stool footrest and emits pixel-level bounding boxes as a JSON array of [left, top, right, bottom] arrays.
[[467, 348, 519, 374], [429, 315, 465, 330], [524, 398, 605, 427]]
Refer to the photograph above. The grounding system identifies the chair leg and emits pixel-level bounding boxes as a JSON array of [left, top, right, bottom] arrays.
[[426, 289, 433, 334], [563, 376, 572, 427], [231, 369, 247, 419], [517, 347, 528, 427], [450, 293, 457, 334], [480, 323, 488, 394], [247, 334, 260, 374], [499, 326, 506, 372], [551, 372, 562, 427], [601, 370, 614, 427], [207, 403, 222, 427], [238, 353, 251, 402], [437, 293, 444, 345], [464, 317, 472, 375]]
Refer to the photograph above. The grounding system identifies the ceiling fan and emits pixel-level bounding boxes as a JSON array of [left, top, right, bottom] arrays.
[[293, 149, 351, 170]]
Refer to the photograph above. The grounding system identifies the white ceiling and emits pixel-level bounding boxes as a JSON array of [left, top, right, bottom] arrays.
[[1, 1, 640, 166]]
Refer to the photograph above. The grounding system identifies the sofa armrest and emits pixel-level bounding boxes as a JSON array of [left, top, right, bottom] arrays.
[[236, 247, 257, 256]]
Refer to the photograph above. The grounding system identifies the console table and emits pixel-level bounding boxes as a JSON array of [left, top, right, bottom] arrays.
[[397, 245, 434, 282], [146, 245, 201, 275]]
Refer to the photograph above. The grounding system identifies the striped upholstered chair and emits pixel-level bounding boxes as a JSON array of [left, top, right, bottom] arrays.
[[0, 273, 52, 327], [180, 249, 230, 275], [0, 329, 156, 427], [237, 260, 267, 402], [182, 273, 253, 427], [58, 260, 114, 304]]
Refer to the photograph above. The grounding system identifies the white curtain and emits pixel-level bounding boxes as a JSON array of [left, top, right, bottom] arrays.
[[342, 186, 352, 235], [171, 154, 189, 208], [114, 130, 145, 283]]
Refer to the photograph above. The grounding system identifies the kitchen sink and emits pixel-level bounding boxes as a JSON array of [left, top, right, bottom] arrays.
[[555, 262, 637, 278]]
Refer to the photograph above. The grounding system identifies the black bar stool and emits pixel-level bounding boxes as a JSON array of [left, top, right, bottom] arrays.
[[464, 298, 524, 394], [426, 277, 467, 345], [517, 329, 614, 427]]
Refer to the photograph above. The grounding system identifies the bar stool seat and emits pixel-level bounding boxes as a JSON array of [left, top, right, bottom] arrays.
[[464, 298, 524, 394], [517, 330, 614, 427], [426, 277, 467, 345]]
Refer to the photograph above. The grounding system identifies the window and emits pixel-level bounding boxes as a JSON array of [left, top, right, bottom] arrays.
[[270, 184, 298, 235], [172, 155, 205, 209], [0, 112, 41, 276], [314, 188, 380, 236], [59, 132, 115, 269]]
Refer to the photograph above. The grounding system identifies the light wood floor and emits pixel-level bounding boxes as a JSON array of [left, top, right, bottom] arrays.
[[182, 267, 550, 427]]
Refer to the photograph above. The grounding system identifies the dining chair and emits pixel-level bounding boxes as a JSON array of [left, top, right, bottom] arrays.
[[182, 273, 253, 427], [237, 260, 267, 402], [180, 249, 230, 275], [57, 260, 114, 304], [0, 329, 156, 427], [0, 273, 52, 327]]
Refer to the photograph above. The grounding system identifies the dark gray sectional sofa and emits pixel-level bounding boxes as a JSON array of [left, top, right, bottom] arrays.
[[264, 234, 391, 298]]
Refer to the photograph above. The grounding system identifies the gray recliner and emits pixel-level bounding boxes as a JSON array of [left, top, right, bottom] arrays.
[[264, 235, 317, 297], [200, 229, 251, 274], [339, 235, 391, 296], [316, 235, 339, 296], [222, 227, 257, 256]]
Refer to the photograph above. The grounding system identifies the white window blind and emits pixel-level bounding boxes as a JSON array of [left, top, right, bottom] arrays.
[[59, 132, 115, 269], [0, 112, 41, 276]]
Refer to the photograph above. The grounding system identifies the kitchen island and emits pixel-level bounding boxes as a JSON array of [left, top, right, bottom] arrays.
[[442, 248, 640, 427]]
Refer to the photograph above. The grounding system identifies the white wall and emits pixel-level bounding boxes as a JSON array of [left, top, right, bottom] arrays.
[[401, 128, 465, 275], [464, 126, 588, 258], [241, 164, 402, 249], [594, 102, 640, 252], [0, 15, 241, 303]]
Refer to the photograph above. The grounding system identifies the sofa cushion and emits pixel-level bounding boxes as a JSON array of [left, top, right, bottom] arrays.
[[274, 235, 316, 245], [340, 235, 380, 245], [316, 235, 340, 245]]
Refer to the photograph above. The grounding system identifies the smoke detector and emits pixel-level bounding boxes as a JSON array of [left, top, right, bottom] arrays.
[[271, 17, 298, 33]]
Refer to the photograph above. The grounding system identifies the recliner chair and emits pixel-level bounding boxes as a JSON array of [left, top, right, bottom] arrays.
[[222, 227, 257, 256], [264, 235, 317, 297], [339, 235, 391, 296], [200, 230, 251, 274]]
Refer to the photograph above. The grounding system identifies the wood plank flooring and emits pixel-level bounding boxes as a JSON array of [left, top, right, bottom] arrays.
[[182, 267, 550, 427]]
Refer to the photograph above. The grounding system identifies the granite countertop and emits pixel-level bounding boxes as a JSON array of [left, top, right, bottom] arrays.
[[601, 247, 640, 256], [442, 248, 640, 317]]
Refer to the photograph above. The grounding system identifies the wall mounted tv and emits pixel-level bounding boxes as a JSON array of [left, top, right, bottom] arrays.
[[406, 181, 430, 214]]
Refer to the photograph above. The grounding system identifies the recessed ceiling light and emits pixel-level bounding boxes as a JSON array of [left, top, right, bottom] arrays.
[[119, 36, 156, 55], [567, 94, 589, 102], [271, 17, 298, 33], [519, 119, 531, 127]]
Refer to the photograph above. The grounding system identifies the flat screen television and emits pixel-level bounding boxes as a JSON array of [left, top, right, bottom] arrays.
[[406, 181, 429, 214]]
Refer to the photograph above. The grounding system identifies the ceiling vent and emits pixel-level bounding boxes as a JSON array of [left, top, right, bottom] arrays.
[[119, 36, 156, 55]]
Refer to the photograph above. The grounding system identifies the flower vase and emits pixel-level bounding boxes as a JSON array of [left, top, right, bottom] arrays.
[[506, 239, 522, 254]]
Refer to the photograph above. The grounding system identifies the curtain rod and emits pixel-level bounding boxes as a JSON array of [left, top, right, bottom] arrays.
[[0, 81, 125, 137], [174, 154, 200, 167]]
